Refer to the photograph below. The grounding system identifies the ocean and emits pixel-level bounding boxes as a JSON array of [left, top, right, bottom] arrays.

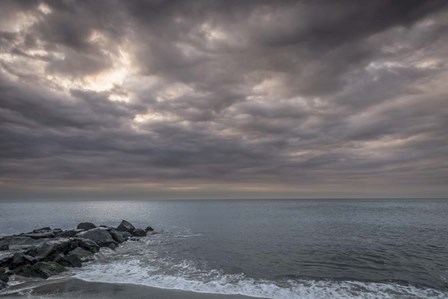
[[1, 199, 448, 298]]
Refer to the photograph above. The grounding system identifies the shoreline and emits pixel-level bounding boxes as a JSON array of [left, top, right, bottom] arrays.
[[1, 277, 263, 299]]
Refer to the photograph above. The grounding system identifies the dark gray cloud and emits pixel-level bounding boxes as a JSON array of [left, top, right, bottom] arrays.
[[0, 0, 447, 199]]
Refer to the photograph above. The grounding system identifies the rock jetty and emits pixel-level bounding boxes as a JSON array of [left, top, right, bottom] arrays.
[[0, 220, 154, 290]]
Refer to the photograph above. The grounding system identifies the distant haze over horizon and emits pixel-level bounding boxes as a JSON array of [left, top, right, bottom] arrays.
[[1, 1, 447, 200]]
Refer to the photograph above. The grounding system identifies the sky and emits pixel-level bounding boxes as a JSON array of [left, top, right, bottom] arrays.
[[0, 0, 447, 200]]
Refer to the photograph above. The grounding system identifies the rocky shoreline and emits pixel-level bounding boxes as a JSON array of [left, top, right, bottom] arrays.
[[0, 220, 154, 290]]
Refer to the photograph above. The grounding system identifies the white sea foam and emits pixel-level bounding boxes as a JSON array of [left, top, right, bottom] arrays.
[[73, 255, 448, 299]]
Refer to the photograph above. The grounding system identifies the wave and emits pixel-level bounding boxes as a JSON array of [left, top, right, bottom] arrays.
[[72, 244, 448, 299]]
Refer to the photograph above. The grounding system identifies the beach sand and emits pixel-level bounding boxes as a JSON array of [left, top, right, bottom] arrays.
[[1, 278, 262, 299]]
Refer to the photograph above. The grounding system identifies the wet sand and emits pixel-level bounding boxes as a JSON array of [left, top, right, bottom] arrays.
[[1, 278, 262, 299]]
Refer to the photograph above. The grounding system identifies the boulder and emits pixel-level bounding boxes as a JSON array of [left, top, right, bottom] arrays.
[[0, 267, 9, 283], [0, 236, 49, 251], [59, 229, 84, 238], [34, 238, 71, 261], [68, 247, 93, 261], [24, 231, 56, 239], [15, 261, 66, 279], [33, 227, 51, 232], [145, 226, 154, 232], [10, 253, 35, 269], [24, 247, 38, 257], [109, 229, 131, 243], [64, 253, 83, 267], [0, 253, 14, 268], [116, 220, 135, 233], [132, 228, 146, 237], [72, 238, 100, 253], [106, 242, 117, 250], [76, 228, 117, 248], [11, 253, 24, 267], [54, 253, 82, 268], [77, 222, 96, 230]]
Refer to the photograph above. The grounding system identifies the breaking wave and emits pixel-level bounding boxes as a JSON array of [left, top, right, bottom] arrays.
[[72, 237, 448, 299]]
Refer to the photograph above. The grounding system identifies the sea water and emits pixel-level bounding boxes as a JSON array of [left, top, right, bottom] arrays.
[[1, 199, 447, 298]]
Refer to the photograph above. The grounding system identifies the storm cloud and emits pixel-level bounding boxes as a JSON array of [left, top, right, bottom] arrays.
[[0, 0, 447, 199]]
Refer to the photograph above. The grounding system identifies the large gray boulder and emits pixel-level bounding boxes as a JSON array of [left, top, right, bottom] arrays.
[[64, 253, 83, 267], [68, 247, 93, 261], [59, 229, 84, 238], [132, 228, 146, 237], [0, 236, 49, 251], [32, 227, 51, 232], [77, 222, 96, 230], [109, 229, 131, 243], [0, 267, 8, 283], [34, 238, 72, 261], [24, 227, 64, 239], [15, 261, 66, 279], [0, 252, 14, 268], [76, 228, 117, 249], [72, 238, 100, 253], [24, 231, 56, 239], [9, 253, 35, 269], [117, 220, 135, 233], [54, 253, 82, 268]]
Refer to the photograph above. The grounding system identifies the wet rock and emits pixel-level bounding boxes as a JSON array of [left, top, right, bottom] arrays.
[[15, 261, 66, 279], [145, 226, 154, 232], [64, 253, 83, 267], [26, 227, 62, 238], [0, 280, 6, 290], [0, 244, 8, 251], [117, 220, 135, 233], [54, 253, 82, 268], [24, 247, 38, 257], [68, 247, 93, 261], [107, 242, 118, 250], [11, 253, 24, 267], [72, 238, 100, 253], [76, 228, 117, 249], [0, 267, 9, 283], [59, 229, 84, 238], [24, 231, 56, 239], [0, 236, 48, 251], [132, 228, 146, 237], [33, 227, 51, 232], [10, 253, 36, 269], [109, 229, 131, 243], [77, 222, 96, 230], [0, 253, 14, 268], [35, 238, 71, 261]]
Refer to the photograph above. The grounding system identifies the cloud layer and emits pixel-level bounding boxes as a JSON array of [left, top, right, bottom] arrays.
[[1, 0, 447, 199]]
